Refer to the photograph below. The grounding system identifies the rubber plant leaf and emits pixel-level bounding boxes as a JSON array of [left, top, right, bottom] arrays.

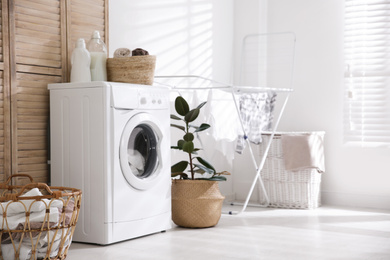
[[171, 124, 185, 132], [171, 172, 189, 179], [182, 141, 194, 153], [184, 108, 200, 123], [194, 123, 211, 133], [183, 133, 194, 141], [196, 157, 216, 173], [193, 168, 206, 174], [170, 114, 182, 120], [175, 96, 189, 116], [200, 176, 227, 181], [193, 163, 214, 174], [171, 161, 188, 173], [177, 140, 185, 149], [196, 101, 207, 110]]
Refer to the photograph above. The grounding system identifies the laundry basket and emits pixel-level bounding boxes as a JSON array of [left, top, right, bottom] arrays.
[[259, 132, 324, 209], [0, 174, 82, 260]]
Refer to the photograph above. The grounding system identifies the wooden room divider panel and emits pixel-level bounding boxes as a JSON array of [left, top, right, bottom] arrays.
[[0, 0, 108, 184]]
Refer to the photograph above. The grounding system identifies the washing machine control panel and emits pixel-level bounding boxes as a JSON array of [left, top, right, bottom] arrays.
[[111, 83, 169, 110], [138, 90, 169, 109]]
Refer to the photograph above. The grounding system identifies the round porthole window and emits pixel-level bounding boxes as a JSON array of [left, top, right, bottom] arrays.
[[119, 113, 163, 190]]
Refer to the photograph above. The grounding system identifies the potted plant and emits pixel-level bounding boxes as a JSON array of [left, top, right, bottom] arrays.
[[170, 96, 229, 228]]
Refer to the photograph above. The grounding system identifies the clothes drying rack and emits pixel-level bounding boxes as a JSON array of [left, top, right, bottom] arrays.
[[155, 32, 296, 215]]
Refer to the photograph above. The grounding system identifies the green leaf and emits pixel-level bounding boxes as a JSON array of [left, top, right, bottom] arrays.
[[171, 161, 188, 173], [171, 146, 181, 150], [193, 163, 214, 174], [191, 148, 200, 155], [209, 176, 227, 181], [171, 172, 189, 179], [177, 140, 185, 149], [171, 124, 185, 132], [196, 157, 216, 173], [171, 114, 182, 120], [194, 168, 206, 174], [196, 101, 207, 110], [183, 133, 194, 141], [197, 176, 227, 181], [175, 96, 189, 116], [185, 108, 200, 123], [182, 141, 194, 153], [194, 123, 210, 132]]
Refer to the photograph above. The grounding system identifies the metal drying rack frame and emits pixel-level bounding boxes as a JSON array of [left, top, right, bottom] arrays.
[[154, 32, 296, 215]]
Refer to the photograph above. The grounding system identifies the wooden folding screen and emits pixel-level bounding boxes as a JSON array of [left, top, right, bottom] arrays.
[[0, 0, 108, 184]]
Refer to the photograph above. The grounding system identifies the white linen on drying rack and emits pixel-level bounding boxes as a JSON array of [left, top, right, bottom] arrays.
[[204, 89, 240, 161], [170, 86, 278, 161], [235, 91, 277, 154], [205, 89, 239, 142], [171, 87, 240, 162]]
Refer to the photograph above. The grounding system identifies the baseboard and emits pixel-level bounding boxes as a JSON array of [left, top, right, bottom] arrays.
[[321, 191, 390, 210]]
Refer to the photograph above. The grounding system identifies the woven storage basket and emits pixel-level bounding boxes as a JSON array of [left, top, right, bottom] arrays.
[[0, 174, 82, 260], [259, 133, 323, 209], [106, 55, 156, 85], [171, 179, 225, 228]]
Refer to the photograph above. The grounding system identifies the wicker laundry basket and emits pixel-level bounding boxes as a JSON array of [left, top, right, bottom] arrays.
[[106, 55, 156, 85], [0, 174, 82, 260], [258, 132, 324, 209]]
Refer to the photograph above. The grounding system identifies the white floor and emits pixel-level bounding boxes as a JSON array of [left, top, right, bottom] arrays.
[[67, 205, 390, 260]]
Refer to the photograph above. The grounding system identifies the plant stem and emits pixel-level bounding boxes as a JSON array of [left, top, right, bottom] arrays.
[[186, 121, 195, 180], [189, 152, 194, 180]]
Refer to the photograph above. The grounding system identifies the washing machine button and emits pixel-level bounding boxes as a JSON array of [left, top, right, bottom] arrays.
[[140, 97, 147, 105]]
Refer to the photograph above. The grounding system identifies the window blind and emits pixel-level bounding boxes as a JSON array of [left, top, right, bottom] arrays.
[[344, 0, 390, 147]]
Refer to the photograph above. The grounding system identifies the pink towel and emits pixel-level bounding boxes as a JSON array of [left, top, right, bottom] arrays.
[[281, 132, 325, 173]]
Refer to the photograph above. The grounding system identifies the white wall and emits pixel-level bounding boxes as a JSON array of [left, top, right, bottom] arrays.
[[109, 0, 234, 83], [262, 0, 390, 209], [109, 0, 390, 210]]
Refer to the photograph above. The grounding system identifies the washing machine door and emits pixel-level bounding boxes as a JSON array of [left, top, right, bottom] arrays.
[[119, 112, 163, 190]]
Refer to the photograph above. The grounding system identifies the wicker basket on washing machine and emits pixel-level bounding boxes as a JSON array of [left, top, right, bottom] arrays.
[[0, 174, 82, 260]]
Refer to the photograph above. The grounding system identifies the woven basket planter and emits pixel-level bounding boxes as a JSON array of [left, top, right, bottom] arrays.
[[171, 179, 225, 228], [106, 55, 156, 85]]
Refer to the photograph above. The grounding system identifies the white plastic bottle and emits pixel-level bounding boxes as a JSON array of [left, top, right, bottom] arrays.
[[87, 30, 107, 81], [70, 38, 91, 83]]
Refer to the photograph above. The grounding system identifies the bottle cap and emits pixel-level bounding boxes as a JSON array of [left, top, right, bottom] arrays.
[[92, 30, 101, 39], [76, 38, 86, 48]]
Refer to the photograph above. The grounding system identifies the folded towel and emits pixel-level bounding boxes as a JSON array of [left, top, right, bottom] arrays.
[[1, 222, 58, 243], [1, 207, 59, 230], [0, 188, 64, 216], [0, 188, 44, 215], [281, 132, 325, 173], [113, 48, 132, 58], [1, 243, 31, 260]]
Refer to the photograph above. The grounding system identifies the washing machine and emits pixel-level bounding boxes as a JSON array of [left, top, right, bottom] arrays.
[[48, 81, 172, 245]]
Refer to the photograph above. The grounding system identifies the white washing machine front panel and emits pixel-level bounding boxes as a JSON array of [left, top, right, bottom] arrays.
[[49, 81, 171, 245]]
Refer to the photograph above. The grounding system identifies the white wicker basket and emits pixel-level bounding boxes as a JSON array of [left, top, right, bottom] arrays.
[[258, 132, 323, 209]]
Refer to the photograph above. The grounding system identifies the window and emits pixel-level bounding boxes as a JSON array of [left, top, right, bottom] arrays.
[[344, 0, 390, 147]]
